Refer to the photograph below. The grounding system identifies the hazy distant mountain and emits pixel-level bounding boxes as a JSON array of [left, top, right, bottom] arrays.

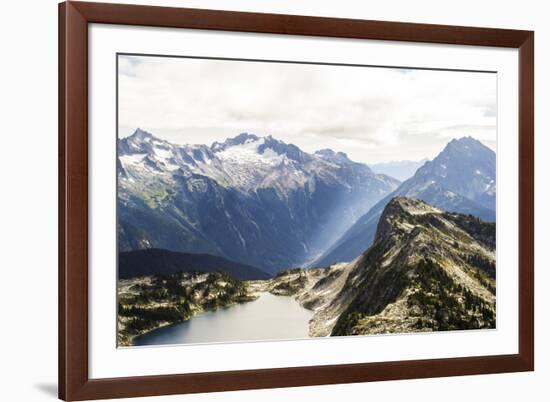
[[314, 137, 496, 267], [118, 248, 270, 280], [370, 159, 428, 181], [117, 129, 399, 274]]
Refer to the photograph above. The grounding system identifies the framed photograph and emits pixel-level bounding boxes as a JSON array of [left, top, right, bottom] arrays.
[[59, 1, 534, 400]]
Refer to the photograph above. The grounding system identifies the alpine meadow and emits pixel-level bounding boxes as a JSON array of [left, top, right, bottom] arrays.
[[116, 55, 497, 347]]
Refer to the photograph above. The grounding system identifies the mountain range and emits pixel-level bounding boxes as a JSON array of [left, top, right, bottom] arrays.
[[314, 136, 496, 267], [118, 129, 399, 274]]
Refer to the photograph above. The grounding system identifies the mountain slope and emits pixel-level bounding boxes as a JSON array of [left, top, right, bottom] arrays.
[[117, 129, 400, 273], [118, 248, 270, 280], [307, 197, 496, 336], [314, 137, 496, 267]]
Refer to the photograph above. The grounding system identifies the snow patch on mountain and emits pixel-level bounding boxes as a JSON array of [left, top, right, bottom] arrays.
[[117, 129, 401, 272]]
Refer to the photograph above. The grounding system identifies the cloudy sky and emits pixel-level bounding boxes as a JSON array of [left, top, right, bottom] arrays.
[[118, 54, 496, 164]]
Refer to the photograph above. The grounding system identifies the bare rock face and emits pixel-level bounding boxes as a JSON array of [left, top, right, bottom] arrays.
[[280, 197, 495, 337]]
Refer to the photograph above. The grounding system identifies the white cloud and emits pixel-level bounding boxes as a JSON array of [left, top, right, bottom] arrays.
[[118, 55, 496, 164]]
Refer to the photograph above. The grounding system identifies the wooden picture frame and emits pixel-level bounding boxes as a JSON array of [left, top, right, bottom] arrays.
[[59, 1, 534, 400]]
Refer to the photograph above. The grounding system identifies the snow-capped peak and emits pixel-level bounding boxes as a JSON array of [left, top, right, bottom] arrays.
[[315, 149, 352, 164], [117, 129, 400, 196], [119, 129, 183, 174], [211, 133, 310, 165], [132, 128, 153, 140], [211, 132, 261, 152], [121, 128, 171, 153], [444, 136, 486, 154], [214, 134, 287, 168]]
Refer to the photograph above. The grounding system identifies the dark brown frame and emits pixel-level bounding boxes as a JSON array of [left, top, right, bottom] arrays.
[[59, 1, 534, 400]]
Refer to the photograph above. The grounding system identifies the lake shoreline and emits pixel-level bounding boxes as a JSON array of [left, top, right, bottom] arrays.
[[118, 266, 342, 347], [132, 292, 314, 346], [120, 295, 260, 347], [117, 272, 259, 347]]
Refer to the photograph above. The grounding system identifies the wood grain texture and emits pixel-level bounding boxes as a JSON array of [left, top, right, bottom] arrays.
[[59, 2, 89, 400], [518, 33, 535, 370], [72, 1, 531, 48], [58, 1, 534, 400]]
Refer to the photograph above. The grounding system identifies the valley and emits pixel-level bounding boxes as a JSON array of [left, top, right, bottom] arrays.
[[118, 131, 496, 275], [118, 197, 496, 346], [117, 130, 400, 274]]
